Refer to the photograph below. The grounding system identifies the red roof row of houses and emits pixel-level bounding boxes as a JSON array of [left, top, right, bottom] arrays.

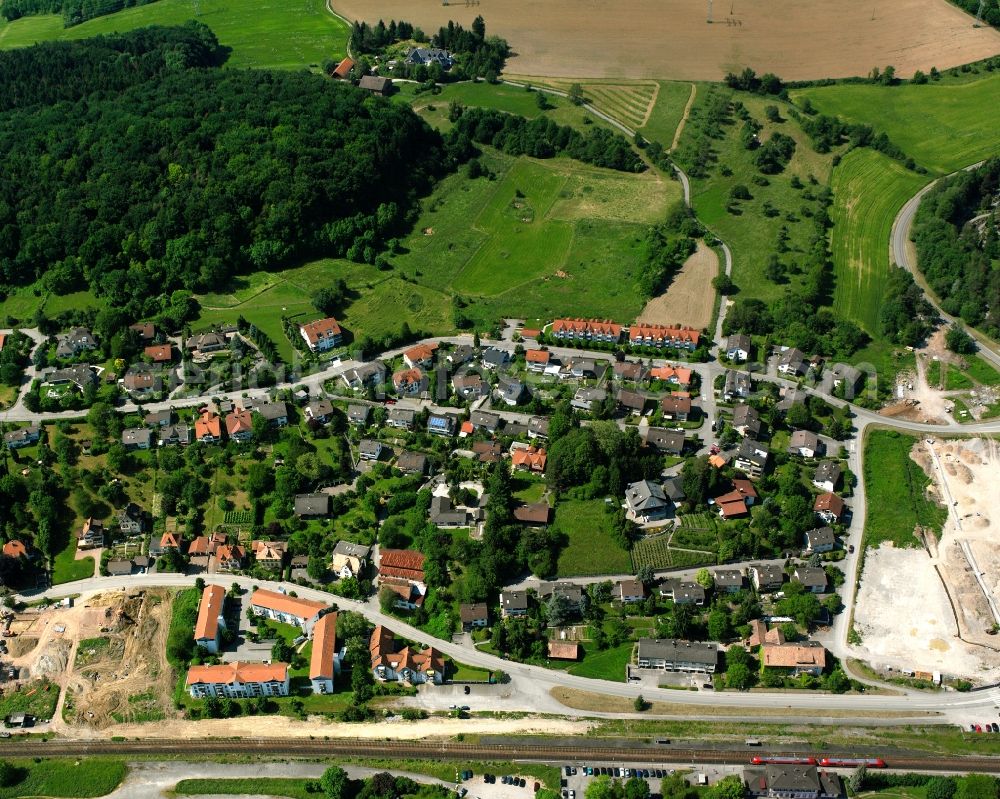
[[550, 318, 701, 347]]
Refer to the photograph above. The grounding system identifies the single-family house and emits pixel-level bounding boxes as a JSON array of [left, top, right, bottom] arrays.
[[723, 369, 752, 401], [448, 345, 474, 367], [185, 331, 228, 355], [129, 321, 156, 342], [526, 350, 551, 371], [527, 416, 549, 441], [395, 451, 427, 476], [511, 446, 547, 472], [649, 364, 693, 387], [387, 407, 415, 430], [660, 394, 692, 421], [305, 399, 335, 424], [358, 438, 383, 461], [252, 540, 286, 569], [625, 479, 671, 523], [56, 326, 97, 358], [294, 493, 330, 518], [460, 603, 489, 631], [116, 503, 147, 535], [2, 540, 28, 560], [804, 526, 836, 554], [4, 425, 40, 450], [453, 373, 489, 400], [496, 377, 525, 406], [195, 412, 223, 444], [613, 360, 647, 381], [225, 409, 253, 443], [470, 411, 501, 434], [43, 364, 98, 391], [346, 404, 370, 427], [299, 317, 342, 352], [777, 347, 807, 376], [792, 566, 828, 593], [429, 495, 471, 528], [660, 579, 706, 606], [253, 401, 288, 428], [500, 590, 529, 618], [760, 641, 828, 676], [643, 427, 685, 455], [121, 367, 159, 397], [144, 410, 172, 428], [480, 347, 510, 371], [714, 568, 745, 593], [829, 363, 865, 396], [750, 563, 785, 593], [812, 462, 842, 493], [814, 492, 846, 524], [726, 334, 751, 362], [571, 387, 607, 412], [216, 544, 246, 572], [331, 541, 372, 579], [121, 428, 153, 451], [617, 578, 646, 604], [513, 502, 551, 524], [144, 344, 174, 364], [79, 518, 104, 549], [735, 439, 769, 478], [427, 413, 456, 437], [732, 404, 761, 438], [393, 368, 426, 396], [403, 343, 438, 370], [788, 430, 822, 458], [341, 362, 385, 391], [547, 641, 580, 661], [159, 424, 192, 446]]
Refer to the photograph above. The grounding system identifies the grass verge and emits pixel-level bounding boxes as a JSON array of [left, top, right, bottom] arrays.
[[0, 758, 125, 798]]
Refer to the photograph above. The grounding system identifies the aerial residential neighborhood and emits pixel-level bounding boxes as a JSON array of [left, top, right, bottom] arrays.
[[0, 0, 998, 793]]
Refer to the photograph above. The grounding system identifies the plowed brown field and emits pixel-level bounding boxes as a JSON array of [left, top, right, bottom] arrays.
[[333, 0, 1000, 80]]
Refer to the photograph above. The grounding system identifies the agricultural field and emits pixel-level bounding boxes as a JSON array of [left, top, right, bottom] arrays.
[[792, 73, 1000, 174], [828, 149, 927, 332], [553, 500, 633, 577], [631, 529, 716, 572], [332, 0, 1000, 80], [862, 430, 947, 549], [0, 0, 349, 70], [679, 89, 838, 307]]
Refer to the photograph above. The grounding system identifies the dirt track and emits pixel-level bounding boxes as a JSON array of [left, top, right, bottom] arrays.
[[637, 240, 718, 330], [333, 0, 1000, 80]]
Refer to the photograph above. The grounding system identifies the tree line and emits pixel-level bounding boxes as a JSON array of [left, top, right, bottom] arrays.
[[912, 158, 1000, 339], [449, 106, 645, 172]]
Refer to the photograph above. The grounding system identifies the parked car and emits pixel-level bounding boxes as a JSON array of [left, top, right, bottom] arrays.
[[464, 685, 471, 694]]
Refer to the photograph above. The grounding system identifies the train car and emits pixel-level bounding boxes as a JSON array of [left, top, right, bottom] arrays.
[[818, 757, 886, 768], [750, 756, 818, 765]]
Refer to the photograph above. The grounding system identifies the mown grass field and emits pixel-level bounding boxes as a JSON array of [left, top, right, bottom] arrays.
[[567, 642, 632, 681], [176, 778, 315, 798], [640, 82, 696, 149], [553, 499, 633, 577], [681, 89, 837, 307], [829, 148, 926, 332], [0, 0, 349, 70], [0, 758, 125, 798], [792, 73, 1000, 174], [862, 430, 947, 549]]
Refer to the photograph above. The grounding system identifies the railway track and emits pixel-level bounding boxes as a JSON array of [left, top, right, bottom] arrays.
[[0, 738, 998, 773]]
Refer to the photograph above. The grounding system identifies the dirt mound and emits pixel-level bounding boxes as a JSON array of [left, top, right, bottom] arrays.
[[7, 637, 38, 658], [31, 639, 71, 679]]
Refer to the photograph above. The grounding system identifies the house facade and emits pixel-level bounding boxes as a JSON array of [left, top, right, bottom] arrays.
[[249, 589, 328, 634], [186, 662, 290, 699], [636, 638, 718, 673]]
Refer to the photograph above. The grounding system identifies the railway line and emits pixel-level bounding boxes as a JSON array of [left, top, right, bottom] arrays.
[[0, 737, 998, 774]]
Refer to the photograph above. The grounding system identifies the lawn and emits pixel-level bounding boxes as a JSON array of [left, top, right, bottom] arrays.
[[52, 537, 94, 585], [0, 0, 349, 70], [791, 74, 1000, 174], [1, 288, 103, 325], [176, 778, 314, 798], [567, 642, 632, 681], [0, 759, 126, 799], [512, 474, 546, 504], [553, 499, 633, 577], [862, 430, 948, 549], [679, 88, 838, 308], [829, 148, 927, 333]]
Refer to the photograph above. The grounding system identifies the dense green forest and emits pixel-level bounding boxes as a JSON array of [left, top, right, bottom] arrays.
[[0, 0, 162, 28], [0, 25, 450, 325], [912, 158, 1000, 337]]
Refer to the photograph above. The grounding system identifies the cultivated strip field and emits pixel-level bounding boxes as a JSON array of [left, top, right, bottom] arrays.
[[332, 0, 1000, 80], [829, 149, 926, 333], [0, 0, 349, 68]]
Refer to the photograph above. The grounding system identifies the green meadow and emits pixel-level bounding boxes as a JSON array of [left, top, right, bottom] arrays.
[[0, 0, 349, 69], [829, 148, 926, 332], [792, 73, 1000, 174]]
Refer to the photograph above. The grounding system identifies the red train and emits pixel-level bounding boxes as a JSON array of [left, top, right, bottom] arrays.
[[750, 757, 818, 765], [818, 757, 887, 768]]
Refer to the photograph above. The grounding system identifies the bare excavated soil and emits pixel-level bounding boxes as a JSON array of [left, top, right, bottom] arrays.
[[333, 0, 1000, 80]]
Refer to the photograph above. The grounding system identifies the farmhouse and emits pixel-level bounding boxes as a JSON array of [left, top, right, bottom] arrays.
[[194, 584, 227, 654], [379, 549, 426, 585], [250, 589, 328, 634], [215, 544, 246, 572], [309, 612, 341, 694], [299, 317, 342, 352], [331, 56, 354, 78], [636, 638, 718, 673], [252, 540, 287, 569], [186, 662, 290, 699], [405, 47, 454, 68]]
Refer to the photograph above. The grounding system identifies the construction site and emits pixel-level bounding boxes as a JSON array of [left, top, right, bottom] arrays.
[[3, 589, 176, 731], [854, 437, 1000, 684]]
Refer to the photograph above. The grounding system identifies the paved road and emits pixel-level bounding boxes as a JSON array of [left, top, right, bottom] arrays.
[[889, 160, 1000, 367], [19, 575, 1000, 722]]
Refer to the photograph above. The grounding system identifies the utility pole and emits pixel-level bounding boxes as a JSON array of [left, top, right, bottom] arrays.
[[707, 0, 713, 23], [974, 0, 986, 25]]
